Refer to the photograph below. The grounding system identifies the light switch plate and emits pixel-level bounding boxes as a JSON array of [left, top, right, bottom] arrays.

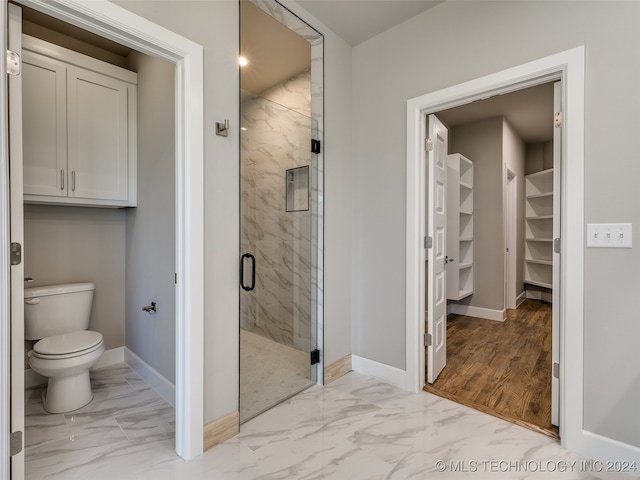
[[586, 223, 632, 248]]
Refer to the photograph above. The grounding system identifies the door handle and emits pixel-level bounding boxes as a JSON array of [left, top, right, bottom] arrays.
[[240, 253, 256, 291]]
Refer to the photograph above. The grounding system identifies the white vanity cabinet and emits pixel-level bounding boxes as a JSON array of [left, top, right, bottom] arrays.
[[22, 35, 137, 207]]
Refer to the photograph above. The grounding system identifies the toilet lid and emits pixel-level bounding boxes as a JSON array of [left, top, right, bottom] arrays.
[[34, 331, 103, 356]]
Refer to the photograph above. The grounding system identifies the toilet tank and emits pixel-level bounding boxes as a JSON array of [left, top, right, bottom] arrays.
[[24, 282, 95, 340]]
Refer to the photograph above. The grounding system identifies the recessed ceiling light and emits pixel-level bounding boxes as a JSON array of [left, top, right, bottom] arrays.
[[239, 56, 248, 67]]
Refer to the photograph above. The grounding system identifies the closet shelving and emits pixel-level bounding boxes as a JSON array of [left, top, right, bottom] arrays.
[[447, 154, 474, 300], [524, 168, 553, 289]]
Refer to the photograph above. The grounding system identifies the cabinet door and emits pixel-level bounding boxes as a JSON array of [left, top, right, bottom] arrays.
[[22, 51, 67, 197], [66, 66, 130, 201]]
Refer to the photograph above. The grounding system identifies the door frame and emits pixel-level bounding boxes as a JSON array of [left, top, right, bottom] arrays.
[[1, 2, 12, 477], [406, 47, 584, 450], [0, 0, 205, 462], [505, 168, 517, 310]]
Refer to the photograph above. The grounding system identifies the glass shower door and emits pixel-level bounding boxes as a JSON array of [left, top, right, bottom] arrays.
[[239, 92, 318, 422]]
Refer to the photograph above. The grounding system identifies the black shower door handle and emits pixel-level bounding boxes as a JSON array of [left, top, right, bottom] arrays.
[[240, 253, 256, 291]]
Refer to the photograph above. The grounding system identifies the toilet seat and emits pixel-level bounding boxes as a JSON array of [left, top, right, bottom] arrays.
[[33, 331, 104, 360]]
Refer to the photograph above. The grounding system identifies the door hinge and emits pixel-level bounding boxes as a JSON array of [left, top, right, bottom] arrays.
[[311, 139, 321, 154], [10, 431, 22, 456], [10, 242, 22, 266], [6, 49, 20, 76], [425, 138, 433, 152], [554, 112, 562, 128], [554, 238, 561, 254], [310, 348, 320, 365], [553, 362, 560, 379], [424, 236, 432, 249], [424, 333, 432, 347]]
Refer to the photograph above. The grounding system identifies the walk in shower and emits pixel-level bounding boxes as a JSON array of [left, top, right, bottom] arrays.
[[239, 0, 323, 423]]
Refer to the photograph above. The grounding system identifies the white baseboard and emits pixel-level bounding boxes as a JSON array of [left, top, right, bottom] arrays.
[[125, 347, 175, 407], [448, 303, 506, 322], [573, 429, 640, 478], [515, 291, 527, 308], [526, 288, 553, 303], [93, 346, 125, 370], [352, 354, 407, 390]]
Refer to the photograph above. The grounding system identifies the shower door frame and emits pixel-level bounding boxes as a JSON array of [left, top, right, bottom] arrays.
[[239, 0, 325, 416]]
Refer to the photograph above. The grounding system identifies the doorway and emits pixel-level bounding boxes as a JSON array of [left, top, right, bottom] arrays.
[[423, 83, 559, 436], [405, 47, 586, 450], [2, 1, 205, 474], [238, 0, 324, 423]]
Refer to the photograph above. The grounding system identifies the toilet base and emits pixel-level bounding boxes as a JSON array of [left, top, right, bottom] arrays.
[[42, 370, 94, 414]]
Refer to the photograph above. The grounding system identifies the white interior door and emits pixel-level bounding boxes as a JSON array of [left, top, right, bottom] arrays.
[[427, 114, 448, 384], [551, 81, 562, 427], [8, 4, 25, 478]]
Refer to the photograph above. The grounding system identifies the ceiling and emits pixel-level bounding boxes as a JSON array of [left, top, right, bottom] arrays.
[[296, 0, 444, 46], [436, 82, 555, 144]]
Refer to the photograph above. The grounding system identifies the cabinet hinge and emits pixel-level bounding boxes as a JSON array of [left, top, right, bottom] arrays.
[[311, 139, 321, 154], [6, 49, 20, 76], [10, 431, 23, 456], [424, 333, 432, 347], [554, 238, 561, 254], [310, 349, 320, 365], [554, 112, 562, 128], [553, 362, 560, 379], [10, 242, 22, 266], [424, 236, 432, 249], [425, 138, 433, 152]]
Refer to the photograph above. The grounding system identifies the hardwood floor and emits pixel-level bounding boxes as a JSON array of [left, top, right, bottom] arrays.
[[424, 299, 559, 438]]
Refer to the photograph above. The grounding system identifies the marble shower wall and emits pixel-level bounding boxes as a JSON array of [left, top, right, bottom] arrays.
[[240, 71, 313, 352]]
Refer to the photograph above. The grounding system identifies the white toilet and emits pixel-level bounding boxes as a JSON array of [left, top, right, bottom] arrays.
[[24, 282, 105, 414]]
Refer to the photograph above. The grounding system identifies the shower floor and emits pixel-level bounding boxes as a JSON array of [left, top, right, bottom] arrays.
[[240, 329, 313, 422]]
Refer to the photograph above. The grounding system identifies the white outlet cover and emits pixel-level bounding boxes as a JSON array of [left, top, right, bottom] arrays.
[[586, 223, 632, 248]]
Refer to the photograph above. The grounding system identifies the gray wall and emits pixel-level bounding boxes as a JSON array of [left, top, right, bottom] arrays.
[[503, 119, 526, 301], [113, 0, 355, 424], [450, 118, 504, 312], [23, 205, 126, 349], [525, 141, 553, 175], [113, 0, 241, 423], [351, 0, 640, 449], [125, 51, 176, 383]]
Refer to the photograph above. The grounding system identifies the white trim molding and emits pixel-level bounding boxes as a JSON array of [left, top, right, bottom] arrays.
[[406, 47, 596, 461], [352, 355, 407, 390], [0, 3, 11, 479], [448, 304, 506, 322], [93, 346, 125, 370], [125, 348, 176, 407], [515, 291, 527, 308], [12, 0, 205, 460]]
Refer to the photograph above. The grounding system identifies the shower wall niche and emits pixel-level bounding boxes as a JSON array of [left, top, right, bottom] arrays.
[[240, 70, 314, 351]]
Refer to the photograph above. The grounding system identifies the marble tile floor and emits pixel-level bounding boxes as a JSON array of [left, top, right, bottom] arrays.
[[240, 329, 314, 422], [24, 363, 175, 480], [24, 369, 636, 480]]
